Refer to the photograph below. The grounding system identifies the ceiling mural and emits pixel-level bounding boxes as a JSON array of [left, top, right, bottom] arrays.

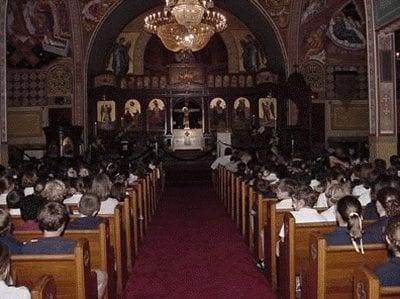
[[6, 0, 72, 69], [80, 0, 118, 32], [299, 0, 366, 66]]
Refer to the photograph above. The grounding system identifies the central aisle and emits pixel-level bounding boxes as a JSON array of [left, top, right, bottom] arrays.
[[123, 185, 277, 298]]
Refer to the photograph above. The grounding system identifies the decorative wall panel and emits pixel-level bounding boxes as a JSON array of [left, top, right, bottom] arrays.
[[331, 104, 369, 131]]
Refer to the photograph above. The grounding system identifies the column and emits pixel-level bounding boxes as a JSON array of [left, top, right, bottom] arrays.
[[365, 0, 398, 162], [0, 1, 8, 165]]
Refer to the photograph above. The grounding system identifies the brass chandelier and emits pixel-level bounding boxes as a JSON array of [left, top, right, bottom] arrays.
[[144, 0, 227, 52]]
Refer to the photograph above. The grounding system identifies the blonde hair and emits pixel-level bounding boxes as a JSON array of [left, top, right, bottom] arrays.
[[41, 180, 66, 202], [326, 183, 350, 206], [0, 243, 10, 282]]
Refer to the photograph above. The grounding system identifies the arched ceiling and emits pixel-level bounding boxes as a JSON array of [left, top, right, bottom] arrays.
[[88, 0, 287, 77]]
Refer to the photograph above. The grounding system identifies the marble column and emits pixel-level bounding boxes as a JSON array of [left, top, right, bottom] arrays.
[[365, 0, 398, 162], [0, 1, 8, 165]]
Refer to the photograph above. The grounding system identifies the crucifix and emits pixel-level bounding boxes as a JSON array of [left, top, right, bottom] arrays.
[[173, 105, 200, 129]]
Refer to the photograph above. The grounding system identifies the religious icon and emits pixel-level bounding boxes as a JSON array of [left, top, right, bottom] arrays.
[[327, 2, 366, 50], [97, 96, 116, 130], [209, 98, 227, 131], [123, 99, 141, 130], [172, 100, 202, 130], [233, 97, 251, 131], [259, 98, 277, 127], [148, 99, 166, 132]]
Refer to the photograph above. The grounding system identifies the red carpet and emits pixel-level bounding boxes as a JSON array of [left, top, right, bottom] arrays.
[[123, 185, 277, 299]]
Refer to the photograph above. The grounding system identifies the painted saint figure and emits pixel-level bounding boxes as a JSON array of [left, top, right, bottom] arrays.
[[148, 99, 166, 131], [111, 37, 130, 77], [210, 98, 227, 130], [240, 35, 267, 73]]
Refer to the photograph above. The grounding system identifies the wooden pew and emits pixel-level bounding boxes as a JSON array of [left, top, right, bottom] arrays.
[[353, 265, 400, 299], [234, 176, 241, 229], [304, 233, 387, 299], [278, 214, 337, 299], [30, 275, 57, 299], [11, 239, 98, 299], [102, 205, 128, 296], [13, 220, 117, 299], [241, 180, 249, 236], [127, 185, 140, 256], [247, 186, 256, 251], [254, 193, 270, 262], [264, 201, 291, 290]]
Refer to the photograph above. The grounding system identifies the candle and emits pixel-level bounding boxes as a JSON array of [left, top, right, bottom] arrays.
[[94, 122, 98, 138]]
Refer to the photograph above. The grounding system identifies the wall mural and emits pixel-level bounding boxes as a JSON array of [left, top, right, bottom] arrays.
[[81, 0, 117, 31], [233, 97, 251, 131], [147, 99, 166, 132], [209, 98, 227, 132], [6, 0, 71, 68], [123, 99, 141, 131], [299, 0, 367, 99]]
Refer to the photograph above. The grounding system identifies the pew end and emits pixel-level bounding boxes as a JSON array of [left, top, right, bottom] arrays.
[[354, 265, 400, 299], [30, 275, 57, 299]]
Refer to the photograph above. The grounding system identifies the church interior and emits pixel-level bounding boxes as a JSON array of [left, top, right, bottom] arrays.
[[0, 0, 400, 298]]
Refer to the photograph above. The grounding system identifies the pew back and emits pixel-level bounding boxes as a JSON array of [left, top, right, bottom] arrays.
[[353, 265, 400, 299], [305, 233, 387, 299], [278, 214, 337, 299], [11, 239, 97, 299]]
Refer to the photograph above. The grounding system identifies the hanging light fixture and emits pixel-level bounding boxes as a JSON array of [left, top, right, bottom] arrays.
[[144, 0, 227, 52]]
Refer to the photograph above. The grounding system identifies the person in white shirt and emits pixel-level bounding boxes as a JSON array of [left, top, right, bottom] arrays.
[[210, 148, 232, 170], [63, 178, 85, 205], [276, 178, 299, 209], [0, 243, 30, 299], [321, 183, 351, 222], [21, 170, 38, 197], [0, 177, 13, 206], [278, 185, 326, 240], [90, 173, 119, 215]]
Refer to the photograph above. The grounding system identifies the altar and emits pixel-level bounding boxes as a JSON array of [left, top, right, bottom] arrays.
[[172, 129, 204, 151]]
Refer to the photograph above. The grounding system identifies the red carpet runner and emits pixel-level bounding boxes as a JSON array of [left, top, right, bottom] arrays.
[[123, 185, 277, 298]]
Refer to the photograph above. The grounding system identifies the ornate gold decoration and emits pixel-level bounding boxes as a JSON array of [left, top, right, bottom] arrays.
[[144, 0, 227, 52]]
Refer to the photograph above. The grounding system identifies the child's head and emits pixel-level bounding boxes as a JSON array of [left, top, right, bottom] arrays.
[[0, 243, 10, 283], [325, 183, 350, 207], [79, 193, 100, 216], [0, 209, 10, 236], [336, 195, 363, 239], [6, 190, 21, 209], [90, 173, 112, 202], [0, 176, 13, 194], [21, 169, 38, 188], [67, 178, 85, 196], [41, 180, 66, 203], [37, 202, 69, 233], [376, 187, 400, 218], [292, 185, 318, 210], [110, 182, 127, 202], [385, 215, 400, 255], [276, 178, 298, 200], [20, 194, 44, 222]]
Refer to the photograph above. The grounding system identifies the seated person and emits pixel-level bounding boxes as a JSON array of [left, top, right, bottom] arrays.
[[22, 202, 76, 254], [17, 194, 44, 231], [41, 180, 66, 203], [110, 182, 127, 202], [210, 148, 232, 170], [374, 215, 400, 286], [90, 174, 119, 215], [363, 187, 400, 243], [0, 209, 23, 254], [320, 183, 350, 222], [5, 191, 21, 216], [21, 169, 38, 196], [0, 176, 14, 206], [325, 196, 364, 253], [68, 193, 102, 230], [275, 178, 299, 209], [279, 185, 326, 240], [363, 175, 400, 220], [0, 243, 30, 298], [63, 178, 84, 204]]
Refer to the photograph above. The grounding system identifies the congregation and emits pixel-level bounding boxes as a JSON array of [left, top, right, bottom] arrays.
[[213, 145, 400, 298], [0, 153, 162, 298]]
